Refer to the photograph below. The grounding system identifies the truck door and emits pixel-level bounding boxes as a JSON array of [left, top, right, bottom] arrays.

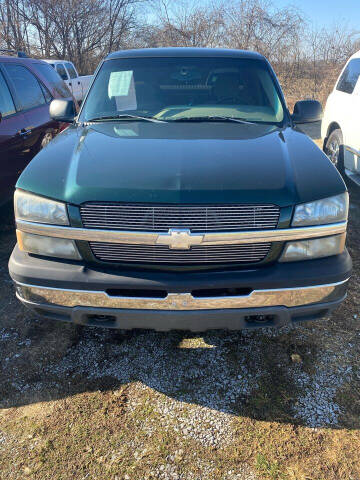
[[335, 58, 360, 171], [347, 71, 360, 173], [55, 63, 71, 94], [64, 62, 81, 101], [3, 63, 52, 154], [0, 69, 28, 202]]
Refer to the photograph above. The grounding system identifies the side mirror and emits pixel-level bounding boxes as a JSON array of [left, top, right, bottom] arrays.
[[292, 100, 323, 124], [49, 98, 76, 123]]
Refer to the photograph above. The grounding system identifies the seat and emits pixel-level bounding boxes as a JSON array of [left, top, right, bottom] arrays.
[[211, 73, 257, 105]]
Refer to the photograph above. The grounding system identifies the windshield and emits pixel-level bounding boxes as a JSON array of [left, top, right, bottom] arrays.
[[80, 56, 285, 124]]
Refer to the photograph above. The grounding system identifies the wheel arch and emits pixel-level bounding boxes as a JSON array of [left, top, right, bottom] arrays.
[[323, 122, 342, 149]]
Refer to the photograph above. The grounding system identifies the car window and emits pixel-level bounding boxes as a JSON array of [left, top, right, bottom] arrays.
[[3, 64, 46, 111], [33, 63, 72, 98], [0, 70, 16, 117], [336, 59, 360, 94], [56, 63, 68, 80], [40, 83, 52, 103], [65, 62, 77, 79]]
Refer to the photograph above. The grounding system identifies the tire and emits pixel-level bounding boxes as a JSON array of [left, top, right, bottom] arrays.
[[30, 131, 54, 157], [325, 129, 344, 173], [40, 131, 54, 149]]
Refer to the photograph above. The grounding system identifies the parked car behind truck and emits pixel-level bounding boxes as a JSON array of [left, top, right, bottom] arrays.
[[322, 50, 360, 186], [0, 54, 76, 205], [43, 60, 92, 103], [9, 48, 351, 331]]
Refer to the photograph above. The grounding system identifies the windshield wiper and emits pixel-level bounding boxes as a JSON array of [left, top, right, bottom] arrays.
[[87, 114, 167, 123], [168, 116, 257, 124]]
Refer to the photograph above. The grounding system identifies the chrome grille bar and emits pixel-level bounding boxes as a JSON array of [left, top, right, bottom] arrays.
[[89, 242, 271, 264], [80, 203, 280, 232], [16, 217, 347, 266], [16, 221, 348, 245]]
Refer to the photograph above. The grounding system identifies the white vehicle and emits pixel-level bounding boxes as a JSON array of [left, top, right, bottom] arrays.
[[322, 50, 360, 186], [43, 59, 92, 102]]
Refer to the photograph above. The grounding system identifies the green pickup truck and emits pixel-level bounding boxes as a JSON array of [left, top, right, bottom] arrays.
[[9, 48, 351, 331]]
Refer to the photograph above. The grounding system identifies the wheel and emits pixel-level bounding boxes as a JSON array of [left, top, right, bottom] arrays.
[[30, 131, 54, 157], [325, 129, 344, 172], [40, 131, 54, 149]]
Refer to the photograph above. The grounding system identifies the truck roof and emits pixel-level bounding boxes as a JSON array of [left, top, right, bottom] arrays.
[[0, 55, 48, 65], [42, 59, 72, 64], [106, 47, 265, 61], [349, 50, 360, 60]]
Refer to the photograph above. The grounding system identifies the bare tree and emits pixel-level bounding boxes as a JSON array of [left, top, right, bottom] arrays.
[[144, 0, 224, 48], [0, 0, 30, 51], [4, 0, 142, 72]]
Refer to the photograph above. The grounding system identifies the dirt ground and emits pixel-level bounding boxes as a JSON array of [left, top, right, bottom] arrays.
[[0, 157, 359, 479]]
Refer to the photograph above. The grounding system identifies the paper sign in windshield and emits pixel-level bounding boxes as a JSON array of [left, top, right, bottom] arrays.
[[108, 70, 137, 111], [108, 71, 133, 97]]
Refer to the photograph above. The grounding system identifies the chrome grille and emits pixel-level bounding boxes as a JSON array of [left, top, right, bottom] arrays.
[[89, 242, 271, 264], [80, 203, 280, 232]]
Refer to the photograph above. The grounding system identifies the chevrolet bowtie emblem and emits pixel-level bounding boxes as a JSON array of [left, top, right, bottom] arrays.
[[156, 229, 204, 250]]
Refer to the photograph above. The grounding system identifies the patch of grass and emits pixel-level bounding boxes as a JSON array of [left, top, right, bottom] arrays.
[[336, 382, 360, 429], [240, 336, 301, 423], [255, 453, 287, 480], [247, 371, 297, 424]]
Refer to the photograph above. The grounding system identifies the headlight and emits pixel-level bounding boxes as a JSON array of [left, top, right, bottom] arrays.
[[16, 231, 81, 260], [280, 234, 345, 262], [15, 191, 80, 260], [14, 190, 69, 225], [292, 193, 348, 227]]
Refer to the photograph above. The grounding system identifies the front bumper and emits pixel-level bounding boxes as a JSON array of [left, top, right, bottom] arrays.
[[9, 246, 352, 331]]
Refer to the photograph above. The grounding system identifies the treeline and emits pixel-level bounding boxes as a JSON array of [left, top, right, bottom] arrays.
[[1, 0, 359, 105]]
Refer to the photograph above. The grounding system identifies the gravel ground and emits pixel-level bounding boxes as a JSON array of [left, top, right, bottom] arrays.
[[0, 177, 359, 479]]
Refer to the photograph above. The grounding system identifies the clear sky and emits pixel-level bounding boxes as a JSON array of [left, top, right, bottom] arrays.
[[275, 0, 360, 29]]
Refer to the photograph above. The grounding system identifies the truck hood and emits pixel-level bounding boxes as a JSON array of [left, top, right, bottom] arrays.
[[17, 121, 345, 206]]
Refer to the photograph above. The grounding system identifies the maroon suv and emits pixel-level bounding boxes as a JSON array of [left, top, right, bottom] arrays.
[[0, 53, 76, 205]]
